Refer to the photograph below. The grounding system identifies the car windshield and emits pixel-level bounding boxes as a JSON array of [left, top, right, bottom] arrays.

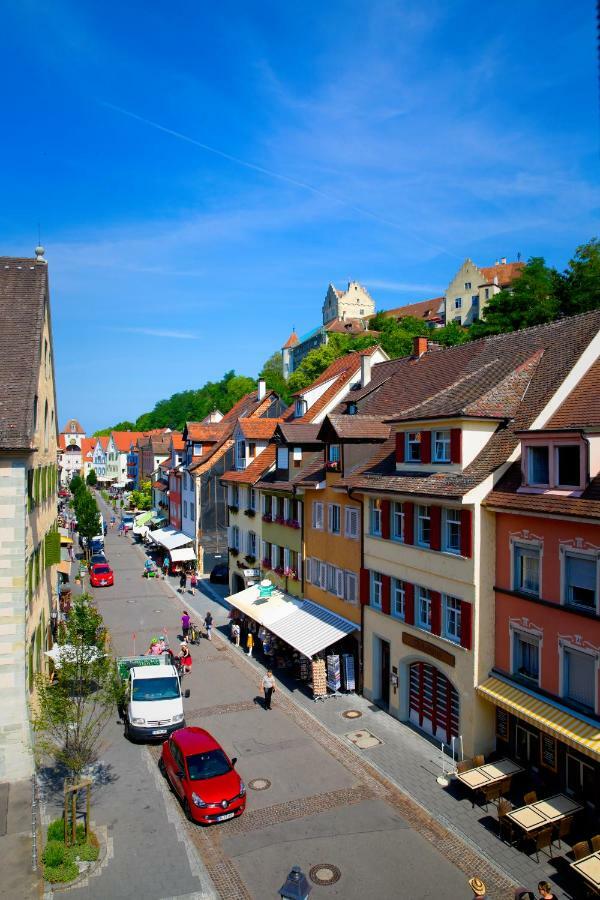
[[186, 749, 231, 781], [132, 677, 180, 701], [94, 565, 110, 574]]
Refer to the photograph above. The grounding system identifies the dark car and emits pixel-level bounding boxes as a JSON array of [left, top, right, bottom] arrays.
[[209, 563, 229, 584], [90, 552, 107, 567], [159, 727, 245, 824]]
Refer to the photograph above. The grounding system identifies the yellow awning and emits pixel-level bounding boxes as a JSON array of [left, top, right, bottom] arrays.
[[60, 535, 73, 545], [477, 676, 600, 762]]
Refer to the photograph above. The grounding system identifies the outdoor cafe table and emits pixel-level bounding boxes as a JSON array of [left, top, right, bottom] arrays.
[[506, 793, 584, 834], [455, 758, 524, 791], [571, 851, 600, 894]]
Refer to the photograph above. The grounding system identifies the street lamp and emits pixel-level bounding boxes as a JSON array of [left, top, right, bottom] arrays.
[[278, 865, 311, 900]]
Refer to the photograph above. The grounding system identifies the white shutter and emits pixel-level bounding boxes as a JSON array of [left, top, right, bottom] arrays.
[[297, 556, 302, 582], [305, 558, 311, 583], [284, 498, 290, 521], [327, 505, 333, 533], [261, 540, 267, 561], [297, 501, 303, 526], [284, 547, 290, 570], [336, 568, 345, 598], [345, 572, 357, 604], [262, 494, 267, 514], [345, 507, 359, 538], [319, 561, 327, 589]]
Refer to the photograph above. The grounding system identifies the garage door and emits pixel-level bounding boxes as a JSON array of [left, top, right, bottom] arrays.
[[409, 662, 459, 743]]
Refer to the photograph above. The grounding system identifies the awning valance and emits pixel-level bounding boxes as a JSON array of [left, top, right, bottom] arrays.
[[150, 527, 192, 551], [134, 511, 153, 527], [170, 547, 197, 563], [477, 676, 600, 762], [150, 514, 167, 526], [226, 586, 358, 658]]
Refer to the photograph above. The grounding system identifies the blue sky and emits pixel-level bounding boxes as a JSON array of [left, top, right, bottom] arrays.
[[2, 1, 597, 433]]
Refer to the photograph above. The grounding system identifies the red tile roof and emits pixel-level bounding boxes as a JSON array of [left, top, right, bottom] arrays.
[[221, 445, 277, 484], [282, 330, 299, 349], [186, 423, 223, 442], [547, 357, 600, 429], [111, 431, 147, 452], [479, 261, 524, 287], [170, 434, 185, 451], [485, 462, 600, 519], [382, 297, 444, 322], [61, 418, 85, 434], [238, 418, 282, 440]]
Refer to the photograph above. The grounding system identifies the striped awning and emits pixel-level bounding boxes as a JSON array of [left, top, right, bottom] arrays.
[[477, 676, 600, 761]]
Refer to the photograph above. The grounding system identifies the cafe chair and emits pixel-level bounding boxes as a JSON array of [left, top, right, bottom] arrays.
[[526, 826, 555, 863], [591, 835, 600, 852], [456, 759, 473, 774], [554, 815, 574, 849], [498, 775, 513, 795], [479, 782, 503, 810], [472, 754, 485, 767], [497, 798, 516, 845], [523, 790, 538, 805], [572, 840, 591, 861]]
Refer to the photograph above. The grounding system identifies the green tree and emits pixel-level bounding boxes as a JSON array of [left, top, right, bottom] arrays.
[[558, 238, 600, 316], [92, 420, 135, 437], [75, 491, 101, 543], [32, 594, 121, 777], [469, 257, 559, 339], [86, 469, 97, 487], [130, 480, 152, 511], [69, 475, 84, 497], [431, 321, 469, 347], [260, 352, 290, 405]]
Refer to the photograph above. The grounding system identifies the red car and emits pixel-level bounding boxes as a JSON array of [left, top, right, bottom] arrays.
[[89, 563, 114, 587], [159, 727, 246, 824]]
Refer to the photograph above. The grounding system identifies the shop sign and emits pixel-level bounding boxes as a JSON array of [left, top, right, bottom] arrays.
[[244, 569, 259, 578], [402, 632, 455, 667]]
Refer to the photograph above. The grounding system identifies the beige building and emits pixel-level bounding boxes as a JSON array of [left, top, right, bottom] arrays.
[[322, 281, 375, 325], [0, 248, 60, 780], [445, 258, 524, 326]]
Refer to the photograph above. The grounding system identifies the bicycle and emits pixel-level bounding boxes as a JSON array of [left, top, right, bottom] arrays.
[[188, 622, 200, 645]]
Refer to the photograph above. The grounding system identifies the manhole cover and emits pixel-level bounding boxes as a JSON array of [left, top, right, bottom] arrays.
[[309, 864, 341, 886], [126, 599, 136, 604], [345, 729, 383, 749], [341, 709, 362, 719], [153, 609, 162, 613], [248, 778, 271, 791]]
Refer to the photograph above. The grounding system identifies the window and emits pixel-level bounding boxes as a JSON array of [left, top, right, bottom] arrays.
[[247, 531, 256, 557], [183, 500, 188, 517], [230, 485, 239, 507], [464, 282, 471, 290], [392, 502, 404, 541], [249, 488, 256, 511], [295, 398, 307, 418], [392, 579, 405, 619], [406, 432, 421, 462], [563, 648, 596, 711], [416, 505, 431, 547], [236, 441, 246, 469], [327, 564, 337, 593], [528, 446, 549, 485], [454, 316, 462, 325], [455, 297, 462, 309], [566, 754, 595, 801], [564, 553, 597, 610], [371, 572, 383, 609], [433, 430, 450, 463], [345, 572, 358, 604], [328, 444, 340, 462], [344, 506, 360, 539], [276, 447, 289, 470], [443, 596, 462, 643], [484, 288, 489, 300], [370, 499, 382, 536], [193, 442, 201, 456], [513, 544, 540, 596], [262, 494, 272, 517], [471, 295, 479, 306], [190, 502, 195, 522], [248, 443, 256, 459], [513, 631, 539, 683], [443, 509, 461, 554], [328, 504, 341, 534], [292, 446, 302, 467], [312, 501, 324, 530], [557, 445, 580, 487], [417, 586, 431, 631], [230, 525, 240, 550]]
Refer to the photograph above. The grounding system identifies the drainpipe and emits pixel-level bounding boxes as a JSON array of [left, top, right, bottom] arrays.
[[349, 486, 364, 695]]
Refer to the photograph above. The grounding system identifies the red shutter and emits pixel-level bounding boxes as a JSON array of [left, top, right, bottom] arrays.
[[395, 432, 405, 463], [450, 428, 462, 464], [381, 500, 390, 539], [382, 575, 391, 615], [460, 509, 472, 558], [405, 582, 415, 624], [460, 601, 472, 649], [430, 506, 441, 551], [430, 590, 442, 635], [404, 502, 414, 545], [421, 431, 431, 464], [360, 568, 370, 606]]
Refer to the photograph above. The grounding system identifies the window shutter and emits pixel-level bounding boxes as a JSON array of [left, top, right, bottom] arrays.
[[297, 556, 302, 582], [430, 506, 441, 551], [327, 504, 333, 533], [421, 431, 431, 464], [305, 558, 312, 583], [336, 568, 345, 598], [382, 575, 391, 615], [297, 501, 302, 526], [284, 498, 290, 520], [360, 567, 370, 606], [320, 561, 327, 588], [460, 509, 472, 558], [404, 582, 415, 624], [381, 500, 391, 540], [450, 428, 462, 464], [395, 432, 405, 463], [460, 601, 472, 649], [404, 502, 414, 545], [284, 547, 290, 570], [430, 591, 442, 635]]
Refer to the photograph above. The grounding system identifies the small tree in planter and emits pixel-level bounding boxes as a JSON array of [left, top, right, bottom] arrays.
[[86, 469, 97, 487]]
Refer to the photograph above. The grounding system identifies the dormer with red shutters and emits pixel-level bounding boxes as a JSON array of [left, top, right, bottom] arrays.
[[393, 418, 499, 474]]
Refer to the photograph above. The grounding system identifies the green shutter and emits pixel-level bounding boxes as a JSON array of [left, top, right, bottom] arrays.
[[44, 530, 61, 567], [34, 468, 40, 505]]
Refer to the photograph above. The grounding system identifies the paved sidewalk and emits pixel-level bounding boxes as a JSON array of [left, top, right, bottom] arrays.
[[0, 777, 41, 899]]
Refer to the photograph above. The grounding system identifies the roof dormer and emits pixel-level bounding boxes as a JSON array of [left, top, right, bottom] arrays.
[[517, 430, 590, 496]]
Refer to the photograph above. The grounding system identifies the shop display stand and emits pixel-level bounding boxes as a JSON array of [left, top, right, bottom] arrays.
[[341, 653, 356, 692]]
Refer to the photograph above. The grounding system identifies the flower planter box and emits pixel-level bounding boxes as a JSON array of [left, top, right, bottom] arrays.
[[261, 559, 271, 570], [262, 514, 272, 523]]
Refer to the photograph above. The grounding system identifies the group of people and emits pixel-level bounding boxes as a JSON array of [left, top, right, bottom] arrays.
[[181, 609, 213, 642], [177, 569, 198, 594]]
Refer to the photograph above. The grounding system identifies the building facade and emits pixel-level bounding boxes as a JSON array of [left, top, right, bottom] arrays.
[[445, 258, 524, 327]]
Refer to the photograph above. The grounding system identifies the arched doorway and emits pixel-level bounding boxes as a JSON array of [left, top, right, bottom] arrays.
[[408, 662, 459, 743], [232, 572, 245, 593]]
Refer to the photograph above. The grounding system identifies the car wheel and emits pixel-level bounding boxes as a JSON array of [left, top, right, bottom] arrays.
[[124, 721, 135, 743], [183, 799, 194, 822], [158, 756, 166, 777]]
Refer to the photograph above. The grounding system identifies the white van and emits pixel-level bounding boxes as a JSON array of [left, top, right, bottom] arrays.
[[123, 662, 190, 741]]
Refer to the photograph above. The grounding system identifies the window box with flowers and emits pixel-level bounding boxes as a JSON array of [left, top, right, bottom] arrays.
[[273, 566, 285, 576], [283, 566, 297, 580], [326, 460, 341, 473], [274, 516, 286, 525], [244, 508, 256, 518], [228, 504, 239, 514], [261, 557, 271, 570], [285, 519, 301, 529], [262, 514, 272, 523], [228, 547, 239, 557]]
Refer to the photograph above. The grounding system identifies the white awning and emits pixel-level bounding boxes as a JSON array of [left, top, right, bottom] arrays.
[[225, 587, 358, 657], [150, 527, 192, 551], [170, 547, 197, 563]]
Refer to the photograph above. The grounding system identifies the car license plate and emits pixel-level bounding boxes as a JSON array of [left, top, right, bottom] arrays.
[[216, 812, 235, 822], [100, 581, 107, 585], [152, 729, 167, 735]]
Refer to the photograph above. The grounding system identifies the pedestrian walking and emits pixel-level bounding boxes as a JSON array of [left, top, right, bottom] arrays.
[[204, 610, 213, 640], [537, 882, 557, 900], [181, 611, 191, 641], [118, 521, 124, 537], [162, 558, 169, 579], [246, 631, 254, 657], [231, 621, 240, 646], [190, 571, 197, 595], [179, 571, 187, 593], [260, 670, 275, 709]]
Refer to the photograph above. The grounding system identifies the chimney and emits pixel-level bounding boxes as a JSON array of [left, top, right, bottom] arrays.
[[360, 354, 372, 388], [500, 256, 507, 265], [412, 336, 428, 358], [495, 259, 499, 266], [257, 378, 266, 401]]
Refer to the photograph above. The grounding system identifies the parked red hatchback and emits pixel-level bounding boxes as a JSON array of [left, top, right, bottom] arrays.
[[89, 563, 114, 587], [159, 726, 246, 824]]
